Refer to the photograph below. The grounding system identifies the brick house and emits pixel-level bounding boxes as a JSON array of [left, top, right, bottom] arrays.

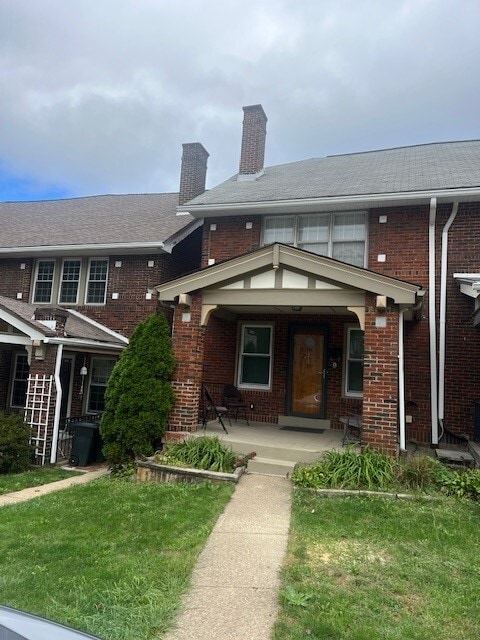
[[0, 143, 208, 463], [157, 104, 480, 454]]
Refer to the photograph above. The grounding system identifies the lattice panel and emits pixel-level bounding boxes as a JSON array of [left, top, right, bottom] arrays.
[[24, 374, 54, 466]]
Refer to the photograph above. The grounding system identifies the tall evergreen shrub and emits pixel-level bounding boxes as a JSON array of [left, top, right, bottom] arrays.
[[100, 313, 175, 465]]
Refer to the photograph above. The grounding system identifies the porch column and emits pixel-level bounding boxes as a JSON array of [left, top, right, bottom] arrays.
[[362, 293, 400, 455], [169, 293, 206, 432]]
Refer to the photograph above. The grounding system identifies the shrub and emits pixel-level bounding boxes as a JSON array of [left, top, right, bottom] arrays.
[[100, 314, 175, 466], [292, 446, 396, 491], [0, 413, 33, 474], [436, 468, 480, 500], [157, 436, 237, 473]]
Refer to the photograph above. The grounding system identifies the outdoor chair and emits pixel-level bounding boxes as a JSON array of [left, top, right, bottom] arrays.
[[222, 384, 250, 425], [339, 413, 362, 446], [203, 386, 230, 434]]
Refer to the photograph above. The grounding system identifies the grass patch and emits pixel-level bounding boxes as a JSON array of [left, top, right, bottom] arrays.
[[0, 467, 82, 495], [0, 476, 234, 639], [274, 490, 480, 640]]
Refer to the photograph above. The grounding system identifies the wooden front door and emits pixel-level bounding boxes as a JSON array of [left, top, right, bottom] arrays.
[[287, 325, 327, 418]]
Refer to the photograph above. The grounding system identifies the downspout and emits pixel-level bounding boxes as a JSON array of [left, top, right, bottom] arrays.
[[50, 343, 64, 464], [438, 201, 459, 437], [428, 198, 439, 445], [398, 308, 407, 451]]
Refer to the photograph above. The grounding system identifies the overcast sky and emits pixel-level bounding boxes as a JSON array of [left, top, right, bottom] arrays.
[[0, 0, 478, 201]]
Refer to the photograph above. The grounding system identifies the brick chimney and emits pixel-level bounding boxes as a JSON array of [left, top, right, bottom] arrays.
[[239, 104, 268, 179], [178, 142, 209, 205], [34, 307, 68, 336]]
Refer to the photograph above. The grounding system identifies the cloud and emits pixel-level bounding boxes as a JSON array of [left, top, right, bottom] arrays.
[[0, 0, 479, 200]]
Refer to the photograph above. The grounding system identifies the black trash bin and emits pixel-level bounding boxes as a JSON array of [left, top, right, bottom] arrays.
[[69, 421, 102, 466]]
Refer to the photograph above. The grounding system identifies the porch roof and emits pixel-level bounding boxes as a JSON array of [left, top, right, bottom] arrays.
[[155, 244, 423, 306], [0, 295, 128, 349]]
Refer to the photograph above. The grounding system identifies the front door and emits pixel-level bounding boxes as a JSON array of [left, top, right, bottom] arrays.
[[59, 355, 74, 419], [287, 325, 327, 418]]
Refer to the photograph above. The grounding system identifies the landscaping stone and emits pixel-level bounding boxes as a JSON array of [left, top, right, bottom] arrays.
[[136, 458, 245, 484]]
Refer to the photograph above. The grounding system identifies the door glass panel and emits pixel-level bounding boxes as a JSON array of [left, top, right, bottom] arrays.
[[289, 328, 325, 416]]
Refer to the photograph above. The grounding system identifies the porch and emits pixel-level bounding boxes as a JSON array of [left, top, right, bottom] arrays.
[[197, 418, 345, 475]]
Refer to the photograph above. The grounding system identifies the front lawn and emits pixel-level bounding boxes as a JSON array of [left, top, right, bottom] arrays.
[[0, 477, 234, 640], [274, 490, 480, 640], [0, 467, 82, 495]]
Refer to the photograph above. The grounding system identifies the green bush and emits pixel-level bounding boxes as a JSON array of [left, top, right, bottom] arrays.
[[157, 436, 237, 473], [100, 313, 175, 466], [292, 446, 396, 491], [437, 468, 480, 500], [0, 414, 33, 474]]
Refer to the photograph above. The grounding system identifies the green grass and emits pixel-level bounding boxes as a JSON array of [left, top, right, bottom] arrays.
[[274, 490, 480, 640], [0, 477, 234, 639], [0, 467, 82, 495]]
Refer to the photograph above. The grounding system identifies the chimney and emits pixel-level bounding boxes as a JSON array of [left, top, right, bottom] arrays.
[[239, 104, 268, 179], [34, 307, 68, 336], [178, 142, 209, 205]]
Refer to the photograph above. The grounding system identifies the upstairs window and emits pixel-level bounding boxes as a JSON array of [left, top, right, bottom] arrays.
[[86, 259, 108, 304], [33, 260, 55, 303], [263, 212, 366, 267], [31, 258, 109, 305]]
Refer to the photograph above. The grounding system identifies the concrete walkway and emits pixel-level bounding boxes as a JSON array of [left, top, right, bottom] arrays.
[[163, 473, 292, 640], [0, 467, 109, 507]]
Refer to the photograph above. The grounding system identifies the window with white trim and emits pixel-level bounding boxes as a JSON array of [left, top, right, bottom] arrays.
[[11, 352, 29, 408], [87, 357, 116, 413], [344, 327, 364, 397], [86, 259, 109, 304], [237, 324, 273, 389], [263, 212, 366, 267], [31, 258, 109, 305]]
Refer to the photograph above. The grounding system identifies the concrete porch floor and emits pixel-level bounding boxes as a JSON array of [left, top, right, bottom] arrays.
[[196, 419, 345, 475]]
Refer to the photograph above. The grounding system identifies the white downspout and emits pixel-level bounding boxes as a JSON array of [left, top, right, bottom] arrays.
[[438, 202, 458, 431], [50, 343, 64, 464], [429, 198, 439, 445], [398, 308, 407, 451]]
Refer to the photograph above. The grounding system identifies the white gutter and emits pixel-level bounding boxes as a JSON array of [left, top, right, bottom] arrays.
[[438, 202, 458, 423], [428, 198, 439, 445], [45, 336, 126, 351], [50, 343, 63, 464], [67, 309, 129, 344], [398, 308, 407, 451], [0, 241, 165, 257], [178, 186, 480, 216]]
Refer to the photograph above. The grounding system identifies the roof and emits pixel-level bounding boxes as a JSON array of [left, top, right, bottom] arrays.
[[0, 193, 195, 251], [0, 295, 127, 347], [183, 140, 480, 210]]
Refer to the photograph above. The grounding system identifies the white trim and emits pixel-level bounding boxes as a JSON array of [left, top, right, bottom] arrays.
[[237, 322, 274, 390], [0, 308, 47, 341], [178, 186, 480, 217], [0, 241, 166, 257], [86, 356, 117, 413], [58, 257, 81, 305], [343, 326, 364, 398], [85, 257, 109, 305], [45, 336, 126, 351], [163, 218, 204, 253], [428, 198, 439, 445], [50, 343, 63, 464], [32, 258, 55, 304]]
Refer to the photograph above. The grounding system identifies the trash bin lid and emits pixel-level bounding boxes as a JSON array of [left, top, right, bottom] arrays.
[[72, 421, 99, 430]]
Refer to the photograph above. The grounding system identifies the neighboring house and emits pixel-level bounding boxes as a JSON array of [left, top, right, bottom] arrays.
[[157, 104, 480, 454], [0, 143, 208, 463]]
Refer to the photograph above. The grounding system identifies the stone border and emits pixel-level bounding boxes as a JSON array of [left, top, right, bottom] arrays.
[[307, 488, 439, 501], [136, 458, 245, 484]]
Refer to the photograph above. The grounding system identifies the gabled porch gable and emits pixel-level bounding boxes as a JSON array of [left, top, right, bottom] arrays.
[[157, 245, 423, 456]]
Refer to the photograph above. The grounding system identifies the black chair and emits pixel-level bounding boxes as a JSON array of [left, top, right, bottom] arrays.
[[222, 384, 250, 425], [203, 387, 230, 434]]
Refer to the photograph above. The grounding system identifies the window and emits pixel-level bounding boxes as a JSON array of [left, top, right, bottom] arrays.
[[11, 353, 29, 408], [237, 324, 273, 389], [31, 257, 109, 305], [59, 259, 81, 304], [87, 358, 116, 413], [86, 259, 108, 304], [344, 327, 364, 397], [33, 260, 55, 303], [263, 213, 366, 267]]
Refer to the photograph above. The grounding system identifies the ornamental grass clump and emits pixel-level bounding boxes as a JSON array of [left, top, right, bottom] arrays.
[[158, 436, 238, 473], [292, 446, 396, 491]]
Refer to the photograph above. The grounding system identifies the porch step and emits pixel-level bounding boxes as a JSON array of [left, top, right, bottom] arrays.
[[247, 457, 296, 477], [468, 441, 480, 466], [233, 440, 320, 464]]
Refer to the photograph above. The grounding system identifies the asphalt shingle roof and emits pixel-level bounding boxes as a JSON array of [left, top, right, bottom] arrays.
[[186, 140, 480, 207], [0, 295, 125, 344], [0, 193, 193, 249]]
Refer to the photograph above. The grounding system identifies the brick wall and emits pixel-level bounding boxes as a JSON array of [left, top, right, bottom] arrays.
[[201, 216, 262, 267]]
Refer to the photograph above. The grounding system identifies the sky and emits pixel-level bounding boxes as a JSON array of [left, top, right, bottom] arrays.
[[0, 0, 479, 202]]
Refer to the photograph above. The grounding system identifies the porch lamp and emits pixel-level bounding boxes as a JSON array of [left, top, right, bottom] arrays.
[[79, 359, 88, 395]]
